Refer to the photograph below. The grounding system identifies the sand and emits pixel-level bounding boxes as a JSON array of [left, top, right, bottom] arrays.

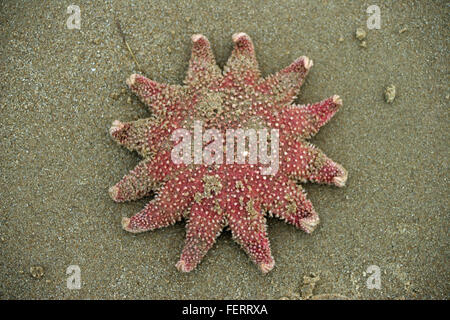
[[0, 0, 448, 299]]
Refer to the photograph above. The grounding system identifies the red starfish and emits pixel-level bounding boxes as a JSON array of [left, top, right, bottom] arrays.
[[109, 33, 347, 273]]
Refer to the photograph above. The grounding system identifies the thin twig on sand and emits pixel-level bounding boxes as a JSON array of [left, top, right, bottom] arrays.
[[115, 17, 142, 71]]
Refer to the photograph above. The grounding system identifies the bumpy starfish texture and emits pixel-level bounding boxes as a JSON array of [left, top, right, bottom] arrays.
[[109, 33, 347, 273]]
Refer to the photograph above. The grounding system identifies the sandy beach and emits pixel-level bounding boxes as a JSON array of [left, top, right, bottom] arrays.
[[0, 0, 448, 299]]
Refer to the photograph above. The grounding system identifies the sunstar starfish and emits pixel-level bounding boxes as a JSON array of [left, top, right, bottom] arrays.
[[109, 33, 347, 273]]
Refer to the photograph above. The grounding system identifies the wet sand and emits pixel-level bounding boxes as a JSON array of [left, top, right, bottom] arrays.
[[0, 0, 448, 299]]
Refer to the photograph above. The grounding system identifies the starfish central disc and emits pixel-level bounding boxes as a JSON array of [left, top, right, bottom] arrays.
[[195, 90, 226, 120]]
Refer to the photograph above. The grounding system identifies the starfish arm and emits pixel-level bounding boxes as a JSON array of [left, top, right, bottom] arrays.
[[222, 33, 260, 87], [276, 95, 342, 139], [109, 158, 156, 202], [109, 118, 156, 157], [109, 114, 186, 158], [121, 169, 197, 233], [109, 150, 183, 202], [226, 198, 274, 273], [266, 178, 319, 233], [298, 95, 342, 138], [282, 140, 348, 187], [126, 74, 185, 114], [176, 199, 225, 272], [184, 34, 222, 89], [256, 56, 313, 105], [307, 157, 348, 187]]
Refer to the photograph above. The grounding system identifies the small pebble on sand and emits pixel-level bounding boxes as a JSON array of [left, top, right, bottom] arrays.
[[30, 266, 45, 279], [355, 28, 366, 41], [384, 85, 396, 103]]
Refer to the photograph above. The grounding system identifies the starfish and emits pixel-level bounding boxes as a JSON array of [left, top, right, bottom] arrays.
[[109, 33, 347, 273]]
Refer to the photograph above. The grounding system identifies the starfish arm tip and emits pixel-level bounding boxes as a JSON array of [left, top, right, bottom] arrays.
[[301, 56, 313, 70], [121, 217, 131, 230], [121, 217, 146, 233], [109, 185, 118, 197], [191, 34, 205, 42], [109, 120, 124, 136], [332, 164, 348, 187], [259, 260, 275, 273], [109, 185, 121, 202], [232, 32, 249, 42], [176, 260, 193, 272], [299, 212, 320, 234], [126, 73, 138, 87], [332, 94, 343, 106]]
